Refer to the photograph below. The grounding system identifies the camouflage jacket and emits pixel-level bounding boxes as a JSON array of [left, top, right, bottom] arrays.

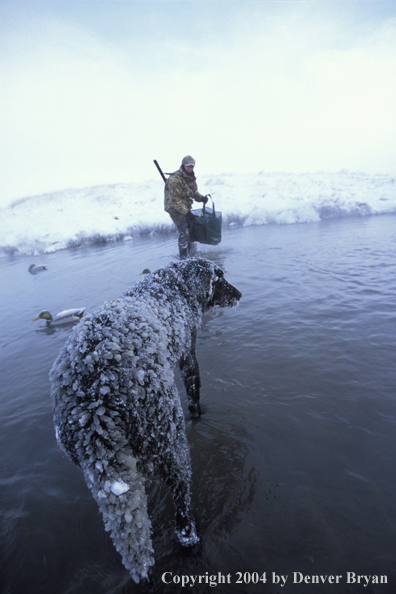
[[164, 167, 205, 216]]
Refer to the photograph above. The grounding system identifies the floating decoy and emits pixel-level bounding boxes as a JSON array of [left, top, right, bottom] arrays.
[[29, 264, 48, 275], [32, 308, 86, 326]]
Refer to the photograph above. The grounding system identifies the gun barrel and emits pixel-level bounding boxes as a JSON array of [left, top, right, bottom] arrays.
[[153, 160, 167, 183]]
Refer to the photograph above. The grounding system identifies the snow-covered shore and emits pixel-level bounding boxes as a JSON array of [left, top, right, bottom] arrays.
[[1, 170, 395, 257]]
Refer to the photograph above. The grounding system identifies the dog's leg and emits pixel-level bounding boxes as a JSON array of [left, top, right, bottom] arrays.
[[170, 476, 199, 547], [149, 385, 199, 546], [179, 330, 201, 417], [160, 434, 199, 547]]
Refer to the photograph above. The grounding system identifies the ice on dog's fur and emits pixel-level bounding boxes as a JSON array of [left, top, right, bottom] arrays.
[[50, 258, 242, 582]]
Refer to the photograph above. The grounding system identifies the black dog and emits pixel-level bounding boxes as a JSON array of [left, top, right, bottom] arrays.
[[50, 258, 242, 582]]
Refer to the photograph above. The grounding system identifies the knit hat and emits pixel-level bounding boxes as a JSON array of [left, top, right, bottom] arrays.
[[181, 155, 196, 167]]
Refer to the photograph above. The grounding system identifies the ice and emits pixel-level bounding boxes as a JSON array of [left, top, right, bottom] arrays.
[[110, 480, 129, 496]]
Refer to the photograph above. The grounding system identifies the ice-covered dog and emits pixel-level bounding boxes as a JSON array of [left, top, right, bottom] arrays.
[[50, 258, 241, 582]]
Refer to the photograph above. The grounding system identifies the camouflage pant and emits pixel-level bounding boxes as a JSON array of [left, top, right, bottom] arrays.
[[170, 213, 191, 254]]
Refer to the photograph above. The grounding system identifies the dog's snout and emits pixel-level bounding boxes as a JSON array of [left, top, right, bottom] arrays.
[[226, 280, 242, 301]]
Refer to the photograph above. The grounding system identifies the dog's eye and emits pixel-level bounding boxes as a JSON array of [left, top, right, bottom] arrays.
[[214, 268, 224, 279]]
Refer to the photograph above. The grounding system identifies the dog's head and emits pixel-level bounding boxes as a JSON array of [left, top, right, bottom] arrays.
[[174, 258, 242, 311], [206, 265, 242, 309]]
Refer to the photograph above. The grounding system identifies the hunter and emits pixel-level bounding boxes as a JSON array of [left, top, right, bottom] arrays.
[[164, 155, 208, 259]]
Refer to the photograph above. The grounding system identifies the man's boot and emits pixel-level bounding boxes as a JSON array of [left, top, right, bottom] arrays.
[[179, 246, 188, 259]]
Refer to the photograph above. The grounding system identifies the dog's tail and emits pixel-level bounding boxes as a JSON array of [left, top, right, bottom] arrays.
[[82, 450, 155, 584]]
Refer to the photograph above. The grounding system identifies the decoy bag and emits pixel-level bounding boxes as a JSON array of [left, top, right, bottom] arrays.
[[187, 196, 222, 245]]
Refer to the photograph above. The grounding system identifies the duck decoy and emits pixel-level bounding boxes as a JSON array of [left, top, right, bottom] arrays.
[[32, 308, 86, 326], [29, 264, 48, 275]]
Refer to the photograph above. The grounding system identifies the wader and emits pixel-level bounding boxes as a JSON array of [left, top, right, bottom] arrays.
[[170, 213, 191, 259]]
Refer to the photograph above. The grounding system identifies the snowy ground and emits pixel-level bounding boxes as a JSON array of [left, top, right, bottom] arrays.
[[1, 170, 395, 257]]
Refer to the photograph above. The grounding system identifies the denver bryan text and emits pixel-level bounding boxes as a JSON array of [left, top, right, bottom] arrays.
[[292, 572, 388, 587]]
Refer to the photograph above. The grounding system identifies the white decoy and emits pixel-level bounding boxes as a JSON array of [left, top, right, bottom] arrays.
[[32, 308, 86, 326], [29, 264, 48, 275]]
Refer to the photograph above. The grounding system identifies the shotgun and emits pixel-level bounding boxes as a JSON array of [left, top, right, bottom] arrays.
[[153, 160, 167, 183]]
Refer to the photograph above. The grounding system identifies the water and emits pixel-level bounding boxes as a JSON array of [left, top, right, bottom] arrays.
[[1, 215, 396, 594]]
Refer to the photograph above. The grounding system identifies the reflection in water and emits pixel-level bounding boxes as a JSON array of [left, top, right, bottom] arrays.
[[150, 417, 258, 591], [190, 419, 257, 540]]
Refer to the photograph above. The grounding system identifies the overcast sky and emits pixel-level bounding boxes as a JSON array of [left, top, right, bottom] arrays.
[[1, 0, 396, 206]]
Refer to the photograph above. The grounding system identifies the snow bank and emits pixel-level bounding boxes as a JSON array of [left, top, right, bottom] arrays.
[[1, 171, 394, 257]]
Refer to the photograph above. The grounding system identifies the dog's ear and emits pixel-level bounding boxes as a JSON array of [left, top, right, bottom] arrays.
[[206, 266, 242, 309]]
